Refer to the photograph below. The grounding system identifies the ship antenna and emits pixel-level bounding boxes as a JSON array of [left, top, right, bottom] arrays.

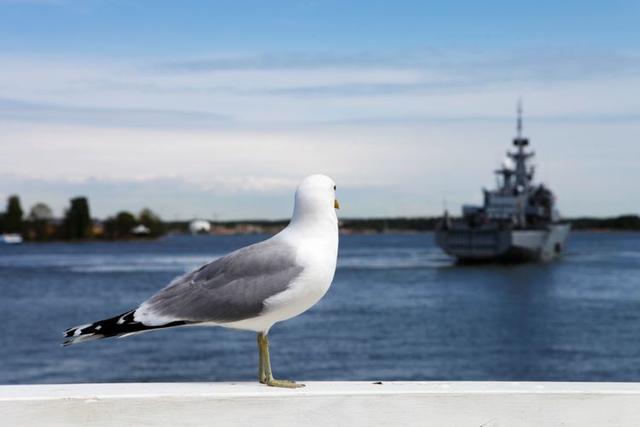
[[516, 98, 523, 138]]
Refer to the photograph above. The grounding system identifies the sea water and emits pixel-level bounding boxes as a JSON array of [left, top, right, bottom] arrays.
[[1, 232, 639, 384]]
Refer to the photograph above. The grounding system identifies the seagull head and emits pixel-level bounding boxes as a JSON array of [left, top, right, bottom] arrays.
[[291, 174, 339, 226]]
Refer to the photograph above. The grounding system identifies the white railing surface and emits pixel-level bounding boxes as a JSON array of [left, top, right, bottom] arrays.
[[2, 381, 640, 427]]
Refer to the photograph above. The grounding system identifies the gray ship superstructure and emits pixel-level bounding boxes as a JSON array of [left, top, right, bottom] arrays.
[[436, 105, 570, 262]]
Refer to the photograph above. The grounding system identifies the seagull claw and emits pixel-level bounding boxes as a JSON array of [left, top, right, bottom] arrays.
[[264, 378, 305, 389]]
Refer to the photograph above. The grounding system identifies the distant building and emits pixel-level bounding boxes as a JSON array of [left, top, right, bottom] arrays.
[[0, 234, 23, 244], [92, 219, 105, 237], [131, 224, 151, 235], [189, 220, 211, 234]]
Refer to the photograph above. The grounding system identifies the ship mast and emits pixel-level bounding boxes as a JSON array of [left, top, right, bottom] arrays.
[[509, 99, 533, 190], [516, 98, 523, 139]]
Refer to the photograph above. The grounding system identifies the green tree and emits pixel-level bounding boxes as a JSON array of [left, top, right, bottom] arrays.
[[29, 203, 54, 221], [104, 211, 137, 239], [138, 208, 166, 237], [63, 197, 92, 239], [28, 202, 54, 241], [115, 211, 137, 236], [4, 195, 24, 233]]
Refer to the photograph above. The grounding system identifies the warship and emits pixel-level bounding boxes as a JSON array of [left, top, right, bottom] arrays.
[[436, 105, 570, 262]]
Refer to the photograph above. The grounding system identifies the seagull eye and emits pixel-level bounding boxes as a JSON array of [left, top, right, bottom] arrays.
[[333, 185, 336, 190]]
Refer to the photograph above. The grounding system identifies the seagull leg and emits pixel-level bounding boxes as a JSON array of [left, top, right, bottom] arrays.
[[257, 332, 304, 388], [257, 333, 267, 383]]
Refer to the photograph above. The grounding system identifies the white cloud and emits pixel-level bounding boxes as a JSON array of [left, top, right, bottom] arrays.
[[1, 48, 639, 217]]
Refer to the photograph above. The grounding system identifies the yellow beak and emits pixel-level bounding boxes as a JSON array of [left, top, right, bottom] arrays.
[[334, 199, 340, 209]]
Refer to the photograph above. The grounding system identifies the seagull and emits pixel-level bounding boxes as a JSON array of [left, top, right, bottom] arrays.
[[64, 174, 340, 388]]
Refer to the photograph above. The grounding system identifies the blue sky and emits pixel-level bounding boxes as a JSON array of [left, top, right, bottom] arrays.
[[1, 0, 639, 219]]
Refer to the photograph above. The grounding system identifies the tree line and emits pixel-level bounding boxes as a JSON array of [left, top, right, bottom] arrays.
[[1, 193, 638, 240], [0, 195, 166, 241]]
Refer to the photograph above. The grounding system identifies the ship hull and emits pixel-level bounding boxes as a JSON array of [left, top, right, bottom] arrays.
[[436, 224, 571, 263]]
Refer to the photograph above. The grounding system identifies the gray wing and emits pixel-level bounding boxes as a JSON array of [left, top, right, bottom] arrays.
[[139, 239, 303, 323]]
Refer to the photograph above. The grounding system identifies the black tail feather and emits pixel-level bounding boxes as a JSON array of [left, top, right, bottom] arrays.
[[63, 310, 189, 346]]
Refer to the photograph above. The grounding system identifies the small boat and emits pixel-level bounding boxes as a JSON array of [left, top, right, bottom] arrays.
[[0, 233, 24, 244]]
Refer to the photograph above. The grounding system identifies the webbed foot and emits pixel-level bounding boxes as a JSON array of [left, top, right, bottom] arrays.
[[263, 377, 305, 388]]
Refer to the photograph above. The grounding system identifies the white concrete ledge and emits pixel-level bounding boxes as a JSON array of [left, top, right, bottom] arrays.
[[3, 382, 640, 427]]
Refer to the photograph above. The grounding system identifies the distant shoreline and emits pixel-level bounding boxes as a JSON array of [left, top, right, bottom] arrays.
[[5, 215, 638, 243], [10, 228, 638, 244], [164, 215, 640, 235]]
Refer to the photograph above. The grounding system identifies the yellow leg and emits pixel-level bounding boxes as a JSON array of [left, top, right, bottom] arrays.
[[257, 334, 267, 383], [257, 332, 304, 388]]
